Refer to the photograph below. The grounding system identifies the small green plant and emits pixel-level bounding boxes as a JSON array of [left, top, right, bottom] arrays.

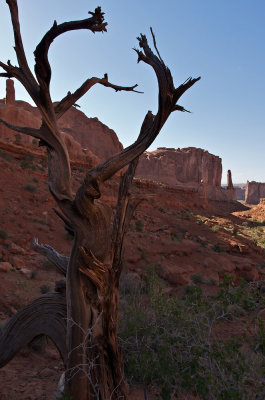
[[212, 242, 224, 252], [40, 284, 51, 294], [0, 229, 8, 240], [211, 225, 220, 232], [135, 220, 144, 232], [24, 184, 37, 193], [32, 218, 48, 225], [0, 150, 13, 162], [43, 260, 54, 271], [20, 154, 35, 169], [191, 273, 204, 284]]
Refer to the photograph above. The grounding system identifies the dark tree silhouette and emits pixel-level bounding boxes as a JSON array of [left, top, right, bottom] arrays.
[[0, 1, 200, 399]]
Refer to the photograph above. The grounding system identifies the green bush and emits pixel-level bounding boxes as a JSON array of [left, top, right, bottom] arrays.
[[0, 230, 8, 240], [119, 271, 265, 399], [211, 225, 220, 232]]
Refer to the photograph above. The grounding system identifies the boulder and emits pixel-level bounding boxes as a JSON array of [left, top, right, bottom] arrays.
[[0, 262, 12, 272]]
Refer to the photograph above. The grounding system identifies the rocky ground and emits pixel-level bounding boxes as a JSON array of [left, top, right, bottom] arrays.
[[1, 142, 265, 399]]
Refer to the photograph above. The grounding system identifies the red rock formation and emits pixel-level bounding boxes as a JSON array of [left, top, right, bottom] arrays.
[[0, 81, 236, 203], [245, 181, 265, 204], [0, 80, 123, 161], [58, 109, 123, 161], [136, 147, 236, 201], [227, 170, 233, 189], [137, 147, 221, 186], [226, 169, 236, 201], [5, 79, 15, 105]]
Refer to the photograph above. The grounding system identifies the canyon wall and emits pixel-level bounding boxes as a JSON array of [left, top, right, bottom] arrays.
[[245, 181, 265, 204], [136, 147, 236, 201], [0, 81, 122, 162], [0, 80, 237, 202]]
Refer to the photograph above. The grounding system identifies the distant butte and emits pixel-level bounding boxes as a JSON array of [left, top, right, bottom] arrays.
[[0, 79, 237, 202]]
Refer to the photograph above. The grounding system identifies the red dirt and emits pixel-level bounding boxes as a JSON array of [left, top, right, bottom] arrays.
[[0, 142, 264, 399]]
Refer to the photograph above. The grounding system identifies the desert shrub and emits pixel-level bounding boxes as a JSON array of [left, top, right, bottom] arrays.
[[0, 229, 8, 240], [135, 220, 144, 232], [43, 260, 54, 271], [191, 273, 204, 284], [211, 225, 219, 232], [212, 242, 224, 252], [32, 218, 47, 225], [24, 184, 37, 193], [119, 271, 265, 399], [20, 154, 35, 169], [40, 284, 50, 294], [0, 150, 13, 162]]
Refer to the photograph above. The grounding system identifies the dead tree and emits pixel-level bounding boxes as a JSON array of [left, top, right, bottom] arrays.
[[0, 1, 200, 399]]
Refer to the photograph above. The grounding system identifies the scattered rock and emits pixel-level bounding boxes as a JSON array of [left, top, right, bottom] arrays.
[[10, 255, 25, 269], [8, 242, 25, 254], [20, 268, 33, 279], [0, 261, 12, 272]]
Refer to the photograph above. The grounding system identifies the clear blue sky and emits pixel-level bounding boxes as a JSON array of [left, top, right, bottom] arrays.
[[0, 0, 264, 184]]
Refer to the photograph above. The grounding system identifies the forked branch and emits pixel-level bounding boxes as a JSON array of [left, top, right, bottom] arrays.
[[80, 30, 200, 187], [34, 7, 107, 91], [55, 75, 141, 119], [33, 238, 69, 276]]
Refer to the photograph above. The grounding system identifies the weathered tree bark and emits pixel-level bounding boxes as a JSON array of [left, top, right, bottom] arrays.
[[0, 2, 200, 399]]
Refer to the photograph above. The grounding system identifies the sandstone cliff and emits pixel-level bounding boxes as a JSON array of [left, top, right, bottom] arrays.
[[0, 80, 237, 202], [245, 181, 265, 204], [0, 80, 122, 162], [136, 147, 236, 201]]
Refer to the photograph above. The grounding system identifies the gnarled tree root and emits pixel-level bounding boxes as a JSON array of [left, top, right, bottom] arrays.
[[0, 291, 67, 368]]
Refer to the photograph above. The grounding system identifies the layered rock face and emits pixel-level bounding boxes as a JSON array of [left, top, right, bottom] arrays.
[[0, 80, 122, 162], [245, 181, 265, 204], [58, 108, 123, 161], [136, 147, 221, 186], [0, 80, 236, 202], [136, 147, 236, 201]]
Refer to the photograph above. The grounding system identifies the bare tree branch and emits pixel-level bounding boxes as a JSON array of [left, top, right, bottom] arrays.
[[34, 7, 107, 91], [5, 0, 39, 95], [0, 118, 42, 138], [55, 75, 141, 119], [79, 33, 200, 187], [33, 238, 68, 276], [0, 60, 22, 81], [111, 111, 154, 271], [0, 72, 13, 78], [0, 292, 67, 368]]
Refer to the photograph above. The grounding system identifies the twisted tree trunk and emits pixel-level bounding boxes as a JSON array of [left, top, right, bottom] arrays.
[[0, 2, 200, 399]]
